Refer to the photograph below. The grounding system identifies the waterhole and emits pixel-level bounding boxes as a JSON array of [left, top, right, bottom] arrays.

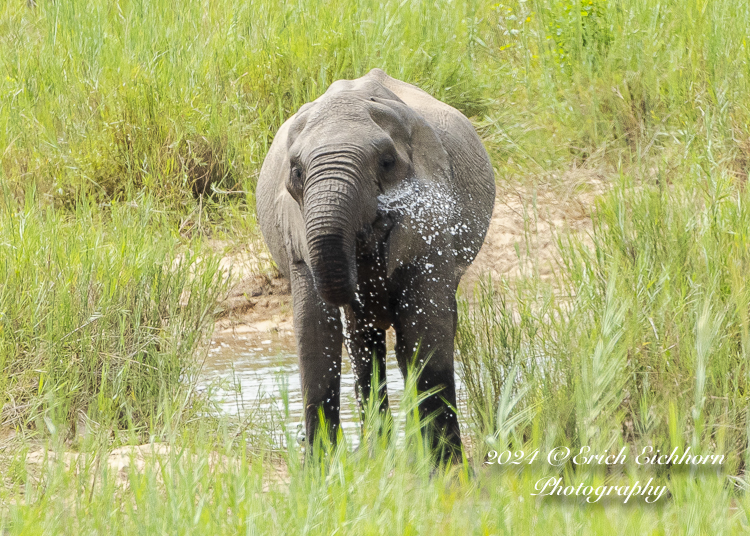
[[197, 329, 466, 446]]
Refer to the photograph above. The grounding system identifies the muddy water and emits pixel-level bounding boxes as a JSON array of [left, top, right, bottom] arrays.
[[197, 329, 466, 445]]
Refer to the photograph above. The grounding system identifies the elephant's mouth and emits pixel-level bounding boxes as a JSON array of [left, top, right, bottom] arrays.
[[356, 211, 395, 257]]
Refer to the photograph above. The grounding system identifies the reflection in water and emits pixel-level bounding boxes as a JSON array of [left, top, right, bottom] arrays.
[[197, 330, 464, 445]]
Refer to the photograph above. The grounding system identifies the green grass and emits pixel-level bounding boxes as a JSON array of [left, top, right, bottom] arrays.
[[0, 187, 225, 434], [3, 0, 750, 532], [0, 381, 746, 535], [3, 0, 747, 204], [456, 174, 750, 482]]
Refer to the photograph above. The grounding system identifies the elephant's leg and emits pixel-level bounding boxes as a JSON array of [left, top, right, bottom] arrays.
[[394, 267, 462, 464], [343, 308, 389, 426], [290, 262, 343, 451]]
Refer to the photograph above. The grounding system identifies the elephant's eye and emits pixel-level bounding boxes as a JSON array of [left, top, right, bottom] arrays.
[[379, 154, 396, 171], [287, 165, 305, 201]]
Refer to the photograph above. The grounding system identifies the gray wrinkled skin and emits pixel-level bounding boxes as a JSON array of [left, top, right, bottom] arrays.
[[256, 69, 495, 462]]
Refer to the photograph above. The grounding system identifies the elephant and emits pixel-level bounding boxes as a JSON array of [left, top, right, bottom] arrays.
[[256, 68, 495, 462]]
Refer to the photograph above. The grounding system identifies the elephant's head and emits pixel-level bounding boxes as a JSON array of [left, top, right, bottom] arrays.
[[285, 78, 452, 306]]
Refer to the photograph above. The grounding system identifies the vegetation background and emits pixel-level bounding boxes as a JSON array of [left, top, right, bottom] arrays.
[[2, 0, 750, 532]]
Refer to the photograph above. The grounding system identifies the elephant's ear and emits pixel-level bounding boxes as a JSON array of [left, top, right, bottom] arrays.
[[383, 106, 454, 278], [407, 112, 452, 186], [370, 96, 452, 185]]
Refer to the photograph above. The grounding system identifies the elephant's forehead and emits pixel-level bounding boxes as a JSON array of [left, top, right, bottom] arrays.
[[306, 79, 397, 119], [287, 101, 375, 156], [296, 102, 387, 150], [306, 94, 371, 123]]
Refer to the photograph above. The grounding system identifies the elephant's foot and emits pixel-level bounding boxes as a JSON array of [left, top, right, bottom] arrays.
[[303, 399, 341, 456], [420, 394, 463, 465]]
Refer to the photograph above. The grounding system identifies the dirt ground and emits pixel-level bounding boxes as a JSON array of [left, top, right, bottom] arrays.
[[214, 169, 606, 339], [23, 443, 289, 493]]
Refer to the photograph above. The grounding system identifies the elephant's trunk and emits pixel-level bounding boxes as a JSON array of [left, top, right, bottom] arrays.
[[307, 229, 356, 305], [304, 150, 363, 306]]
